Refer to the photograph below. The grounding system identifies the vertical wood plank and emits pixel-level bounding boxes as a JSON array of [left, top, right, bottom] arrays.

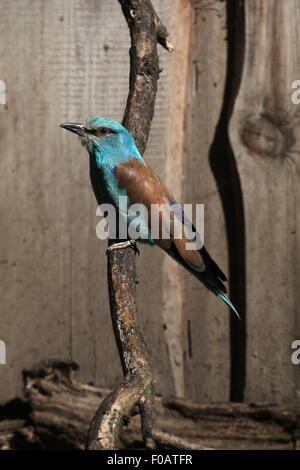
[[182, 0, 230, 401], [0, 0, 72, 402], [229, 0, 300, 403], [158, 0, 193, 399]]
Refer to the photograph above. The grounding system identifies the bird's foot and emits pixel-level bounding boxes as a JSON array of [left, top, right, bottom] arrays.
[[106, 240, 140, 256], [129, 239, 140, 256]]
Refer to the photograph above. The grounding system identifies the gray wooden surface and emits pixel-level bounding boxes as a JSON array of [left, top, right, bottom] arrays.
[[229, 0, 300, 403], [182, 0, 230, 402], [0, 0, 299, 406], [0, 0, 174, 403]]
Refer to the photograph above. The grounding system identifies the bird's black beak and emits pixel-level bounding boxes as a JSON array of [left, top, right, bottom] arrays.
[[60, 122, 86, 137]]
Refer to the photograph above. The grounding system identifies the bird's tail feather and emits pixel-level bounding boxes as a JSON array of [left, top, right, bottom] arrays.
[[216, 290, 240, 320]]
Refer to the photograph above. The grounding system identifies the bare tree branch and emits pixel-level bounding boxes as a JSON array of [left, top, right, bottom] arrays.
[[120, 0, 172, 154], [86, 0, 201, 451], [154, 10, 174, 53], [150, 429, 213, 450]]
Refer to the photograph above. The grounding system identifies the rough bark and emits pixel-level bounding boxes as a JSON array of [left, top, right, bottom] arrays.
[[120, 0, 173, 154], [87, 0, 175, 450]]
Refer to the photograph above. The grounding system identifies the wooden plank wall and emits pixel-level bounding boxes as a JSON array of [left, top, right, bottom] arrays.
[[229, 0, 300, 404], [0, 0, 299, 407], [0, 0, 175, 403]]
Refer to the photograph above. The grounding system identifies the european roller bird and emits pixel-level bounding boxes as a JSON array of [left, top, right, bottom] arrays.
[[61, 116, 239, 318]]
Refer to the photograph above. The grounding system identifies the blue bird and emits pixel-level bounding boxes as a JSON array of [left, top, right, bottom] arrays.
[[61, 116, 239, 318]]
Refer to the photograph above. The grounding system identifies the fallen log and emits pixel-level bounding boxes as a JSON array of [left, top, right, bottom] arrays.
[[0, 360, 298, 450]]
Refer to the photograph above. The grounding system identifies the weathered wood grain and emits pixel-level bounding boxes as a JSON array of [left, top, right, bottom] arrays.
[[160, 0, 192, 399], [0, 0, 174, 403], [182, 0, 230, 401], [229, 0, 300, 403], [1, 0, 298, 408]]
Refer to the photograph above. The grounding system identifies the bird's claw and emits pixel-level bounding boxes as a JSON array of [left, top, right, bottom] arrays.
[[106, 240, 140, 256], [129, 240, 140, 256]]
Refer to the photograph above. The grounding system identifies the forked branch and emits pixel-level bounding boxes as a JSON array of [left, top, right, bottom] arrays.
[[86, 0, 198, 450]]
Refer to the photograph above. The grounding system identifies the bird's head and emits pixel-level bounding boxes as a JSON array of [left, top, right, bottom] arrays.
[[60, 116, 138, 162]]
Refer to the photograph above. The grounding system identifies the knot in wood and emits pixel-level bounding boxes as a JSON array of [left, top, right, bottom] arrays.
[[241, 115, 286, 156]]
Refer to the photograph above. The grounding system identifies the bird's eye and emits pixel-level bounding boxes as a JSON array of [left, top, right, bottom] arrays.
[[91, 126, 117, 138]]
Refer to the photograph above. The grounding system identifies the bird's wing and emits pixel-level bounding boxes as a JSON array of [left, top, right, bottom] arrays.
[[115, 158, 205, 273]]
